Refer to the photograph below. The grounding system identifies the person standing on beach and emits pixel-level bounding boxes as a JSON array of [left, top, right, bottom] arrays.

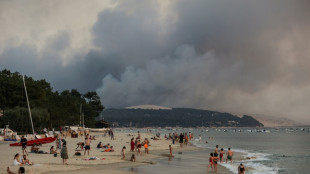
[[207, 153, 214, 172], [172, 133, 175, 144], [60, 142, 68, 165], [135, 137, 138, 151], [169, 145, 173, 157], [137, 140, 142, 155], [185, 133, 189, 146], [20, 136, 28, 156], [220, 148, 224, 162], [213, 153, 219, 172], [179, 133, 184, 148], [84, 135, 91, 156], [111, 130, 114, 140], [121, 146, 126, 160], [214, 145, 219, 157], [130, 138, 135, 152], [226, 148, 234, 163], [144, 138, 149, 154]]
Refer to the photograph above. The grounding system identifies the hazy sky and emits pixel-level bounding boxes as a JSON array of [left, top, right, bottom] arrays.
[[1, 0, 310, 123]]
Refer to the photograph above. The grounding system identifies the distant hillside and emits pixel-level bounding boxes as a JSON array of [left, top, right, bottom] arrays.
[[99, 108, 263, 128], [125, 105, 172, 110]]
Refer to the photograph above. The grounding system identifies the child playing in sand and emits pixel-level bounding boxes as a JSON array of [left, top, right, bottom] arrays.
[[207, 153, 214, 172], [130, 154, 136, 162], [121, 146, 126, 160]]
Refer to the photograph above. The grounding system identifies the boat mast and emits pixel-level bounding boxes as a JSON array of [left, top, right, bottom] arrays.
[[23, 76, 35, 135], [80, 104, 82, 127]]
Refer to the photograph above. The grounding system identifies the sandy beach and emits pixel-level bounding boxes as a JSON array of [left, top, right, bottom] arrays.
[[0, 132, 245, 174]]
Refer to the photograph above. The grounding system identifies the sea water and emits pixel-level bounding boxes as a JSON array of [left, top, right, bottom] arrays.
[[123, 127, 310, 174]]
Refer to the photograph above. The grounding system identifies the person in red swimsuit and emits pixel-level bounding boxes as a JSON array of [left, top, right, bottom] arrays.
[[208, 153, 214, 172]]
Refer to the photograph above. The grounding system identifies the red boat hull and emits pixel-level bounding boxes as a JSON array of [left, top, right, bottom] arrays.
[[9, 137, 56, 146]]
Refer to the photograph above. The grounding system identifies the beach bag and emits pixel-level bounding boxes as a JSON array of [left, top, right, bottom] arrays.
[[54, 153, 57, 157], [75, 152, 81, 156]]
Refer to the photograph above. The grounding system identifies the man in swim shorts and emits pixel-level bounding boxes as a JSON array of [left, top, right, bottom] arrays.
[[84, 135, 91, 156], [226, 148, 233, 163], [20, 136, 28, 156]]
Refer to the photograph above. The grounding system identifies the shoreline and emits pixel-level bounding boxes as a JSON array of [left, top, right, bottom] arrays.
[[0, 131, 248, 174]]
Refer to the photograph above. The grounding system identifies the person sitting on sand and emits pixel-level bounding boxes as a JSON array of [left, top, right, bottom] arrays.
[[207, 153, 214, 172], [7, 167, 25, 174], [31, 144, 39, 153], [226, 148, 234, 163], [103, 143, 110, 149], [21, 155, 33, 165], [130, 154, 136, 162], [50, 146, 58, 154], [121, 146, 126, 160], [97, 142, 103, 148], [104, 146, 114, 152], [13, 154, 23, 166], [92, 136, 96, 140]]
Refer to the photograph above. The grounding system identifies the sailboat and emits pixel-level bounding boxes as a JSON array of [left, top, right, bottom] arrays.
[[10, 76, 56, 146]]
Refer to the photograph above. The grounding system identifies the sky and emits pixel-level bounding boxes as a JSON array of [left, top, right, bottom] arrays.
[[1, 0, 310, 124]]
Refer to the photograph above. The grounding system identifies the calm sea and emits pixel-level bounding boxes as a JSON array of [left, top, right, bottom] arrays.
[[121, 127, 310, 174]]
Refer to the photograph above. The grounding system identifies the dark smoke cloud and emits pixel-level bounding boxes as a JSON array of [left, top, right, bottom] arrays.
[[1, 0, 310, 123]]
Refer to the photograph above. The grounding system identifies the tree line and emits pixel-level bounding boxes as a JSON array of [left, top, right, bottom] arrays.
[[0, 69, 104, 134]]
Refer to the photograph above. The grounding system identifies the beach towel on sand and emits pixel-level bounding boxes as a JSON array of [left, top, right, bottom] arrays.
[[83, 157, 106, 160]]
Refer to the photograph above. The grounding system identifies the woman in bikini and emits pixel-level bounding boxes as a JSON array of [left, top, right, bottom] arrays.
[[220, 148, 224, 162], [213, 153, 219, 172]]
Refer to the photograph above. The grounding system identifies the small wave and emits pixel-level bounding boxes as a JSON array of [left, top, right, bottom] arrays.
[[191, 142, 278, 173], [220, 162, 278, 174]]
